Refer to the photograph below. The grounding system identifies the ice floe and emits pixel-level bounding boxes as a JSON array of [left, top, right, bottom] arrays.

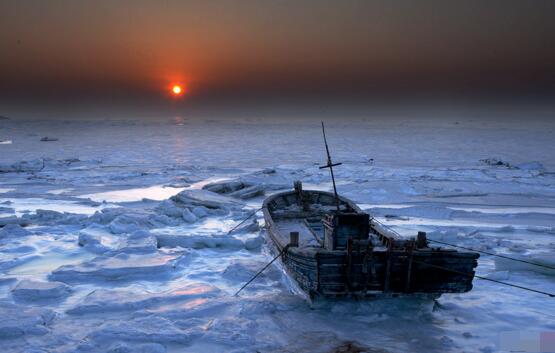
[[202, 167, 301, 199], [244, 235, 264, 250], [78, 226, 158, 255], [0, 223, 31, 238], [50, 253, 188, 283], [0, 303, 55, 338], [0, 254, 40, 272], [109, 214, 150, 234], [67, 283, 220, 315], [12, 280, 72, 302], [181, 208, 197, 223], [0, 216, 30, 227], [87, 316, 204, 344], [223, 259, 281, 283], [156, 233, 244, 250], [171, 189, 240, 209]]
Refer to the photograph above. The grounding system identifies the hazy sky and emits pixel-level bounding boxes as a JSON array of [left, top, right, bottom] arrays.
[[1, 0, 555, 117]]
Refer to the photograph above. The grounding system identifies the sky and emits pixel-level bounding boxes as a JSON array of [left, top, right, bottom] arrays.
[[1, 0, 555, 118]]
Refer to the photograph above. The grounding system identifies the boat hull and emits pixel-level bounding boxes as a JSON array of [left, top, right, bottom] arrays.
[[263, 189, 479, 299]]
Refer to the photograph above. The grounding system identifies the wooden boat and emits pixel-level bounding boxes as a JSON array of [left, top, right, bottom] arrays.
[[259, 123, 480, 299], [262, 182, 480, 299]]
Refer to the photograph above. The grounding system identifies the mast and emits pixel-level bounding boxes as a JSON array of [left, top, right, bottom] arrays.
[[319, 121, 342, 212]]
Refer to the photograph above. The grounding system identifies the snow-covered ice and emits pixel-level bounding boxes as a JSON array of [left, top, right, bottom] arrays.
[[50, 253, 188, 283], [0, 303, 55, 339], [12, 280, 72, 302], [67, 283, 220, 315], [0, 116, 554, 352]]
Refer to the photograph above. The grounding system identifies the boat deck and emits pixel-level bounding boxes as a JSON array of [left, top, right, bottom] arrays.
[[275, 219, 322, 248], [275, 216, 390, 251]]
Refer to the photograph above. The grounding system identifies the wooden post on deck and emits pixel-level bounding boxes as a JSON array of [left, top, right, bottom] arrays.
[[384, 241, 393, 293], [416, 231, 428, 248], [405, 241, 414, 292], [289, 231, 299, 247]]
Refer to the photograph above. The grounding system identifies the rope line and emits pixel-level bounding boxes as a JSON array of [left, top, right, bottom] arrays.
[[412, 260, 555, 297], [427, 239, 555, 271], [234, 245, 290, 297], [371, 217, 554, 297], [227, 207, 263, 235], [371, 218, 555, 271]]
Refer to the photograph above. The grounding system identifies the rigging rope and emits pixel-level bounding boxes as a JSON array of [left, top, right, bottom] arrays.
[[371, 218, 555, 271], [412, 260, 555, 297], [371, 218, 555, 297], [427, 239, 555, 271], [227, 207, 263, 235], [234, 245, 290, 297]]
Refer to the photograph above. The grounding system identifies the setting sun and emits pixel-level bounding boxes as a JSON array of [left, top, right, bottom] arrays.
[[172, 85, 182, 95]]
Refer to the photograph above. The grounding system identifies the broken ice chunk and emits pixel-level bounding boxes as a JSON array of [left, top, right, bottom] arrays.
[[223, 259, 281, 283], [0, 223, 31, 238], [191, 206, 208, 218], [203, 180, 264, 200], [119, 230, 158, 254], [0, 216, 30, 228], [0, 303, 55, 338], [109, 214, 146, 234], [78, 225, 117, 254], [181, 208, 197, 223], [229, 218, 260, 235], [67, 283, 220, 315], [201, 168, 292, 200], [228, 185, 265, 199], [171, 189, 239, 209], [156, 200, 184, 218], [79, 227, 158, 255], [49, 253, 187, 283], [156, 233, 244, 250], [88, 316, 204, 344], [12, 280, 72, 302], [203, 180, 246, 194], [244, 235, 264, 250]]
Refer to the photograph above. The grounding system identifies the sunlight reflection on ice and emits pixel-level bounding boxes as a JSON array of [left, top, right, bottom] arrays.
[[153, 217, 236, 235], [8, 252, 96, 276], [0, 197, 115, 216], [82, 185, 186, 202]]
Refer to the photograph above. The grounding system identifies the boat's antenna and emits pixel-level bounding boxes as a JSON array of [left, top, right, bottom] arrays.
[[319, 121, 342, 212]]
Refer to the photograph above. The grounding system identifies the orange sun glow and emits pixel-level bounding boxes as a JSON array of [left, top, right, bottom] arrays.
[[172, 85, 183, 95]]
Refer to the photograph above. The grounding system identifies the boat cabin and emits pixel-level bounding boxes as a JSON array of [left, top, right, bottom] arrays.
[[322, 213, 370, 250]]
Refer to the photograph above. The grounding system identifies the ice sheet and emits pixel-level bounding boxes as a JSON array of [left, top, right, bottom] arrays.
[[0, 117, 554, 352]]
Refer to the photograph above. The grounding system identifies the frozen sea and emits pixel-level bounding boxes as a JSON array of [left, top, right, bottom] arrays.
[[0, 115, 554, 352]]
